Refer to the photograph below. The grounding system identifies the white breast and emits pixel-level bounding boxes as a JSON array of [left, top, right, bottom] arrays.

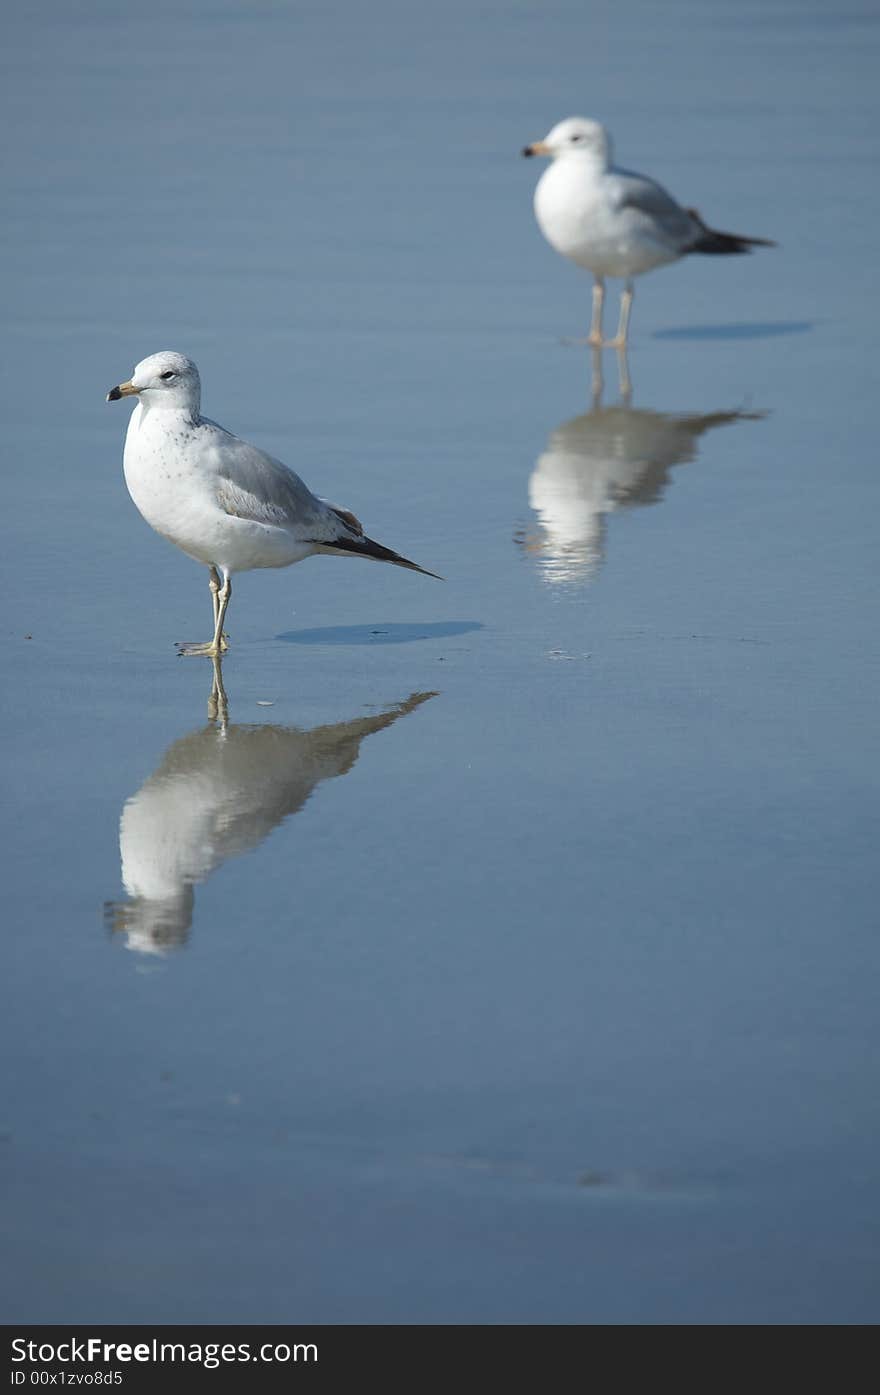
[[123, 403, 209, 557], [122, 405, 313, 573], [534, 161, 679, 279]]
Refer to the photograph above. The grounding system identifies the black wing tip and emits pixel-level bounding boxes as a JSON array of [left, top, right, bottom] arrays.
[[733, 234, 777, 250], [691, 229, 777, 255], [400, 558, 445, 581], [323, 533, 443, 579]]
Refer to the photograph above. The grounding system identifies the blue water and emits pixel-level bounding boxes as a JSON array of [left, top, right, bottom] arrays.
[[1, 0, 878, 1323]]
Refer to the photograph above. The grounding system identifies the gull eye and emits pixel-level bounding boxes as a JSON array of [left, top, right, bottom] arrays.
[[160, 370, 177, 381], [570, 133, 583, 143]]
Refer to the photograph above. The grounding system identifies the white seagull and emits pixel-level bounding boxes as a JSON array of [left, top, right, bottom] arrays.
[[523, 117, 774, 346], [107, 351, 439, 656]]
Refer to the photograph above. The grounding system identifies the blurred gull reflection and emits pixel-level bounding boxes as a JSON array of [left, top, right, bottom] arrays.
[[105, 671, 436, 955], [518, 350, 765, 584]]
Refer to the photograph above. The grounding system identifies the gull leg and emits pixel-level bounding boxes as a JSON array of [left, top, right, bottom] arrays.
[[214, 574, 232, 652], [560, 277, 605, 348], [208, 566, 221, 628], [177, 572, 232, 658], [607, 280, 634, 349], [208, 564, 230, 648], [588, 277, 605, 347]]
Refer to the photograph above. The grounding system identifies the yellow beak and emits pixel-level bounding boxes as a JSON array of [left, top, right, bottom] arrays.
[[106, 379, 138, 402], [522, 141, 553, 158]]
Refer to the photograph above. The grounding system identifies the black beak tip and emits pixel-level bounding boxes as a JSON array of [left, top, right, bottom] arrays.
[[521, 145, 534, 158], [107, 385, 121, 401]]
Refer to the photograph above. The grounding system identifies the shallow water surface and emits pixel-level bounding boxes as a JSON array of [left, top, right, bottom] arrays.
[[1, 0, 878, 1324]]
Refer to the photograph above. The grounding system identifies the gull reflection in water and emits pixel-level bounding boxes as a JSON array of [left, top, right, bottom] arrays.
[[105, 663, 436, 955], [518, 348, 765, 584]]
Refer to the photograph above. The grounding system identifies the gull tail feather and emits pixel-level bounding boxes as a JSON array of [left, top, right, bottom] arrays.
[[322, 534, 443, 580], [687, 208, 776, 256]]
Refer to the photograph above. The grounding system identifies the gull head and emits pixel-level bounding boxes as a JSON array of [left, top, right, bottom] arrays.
[[522, 117, 611, 166], [107, 350, 201, 412]]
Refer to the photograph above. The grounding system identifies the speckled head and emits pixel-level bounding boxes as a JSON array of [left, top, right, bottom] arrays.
[[107, 351, 201, 414], [522, 117, 612, 167]]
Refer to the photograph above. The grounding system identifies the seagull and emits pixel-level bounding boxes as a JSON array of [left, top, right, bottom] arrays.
[[522, 117, 774, 346], [107, 351, 439, 656]]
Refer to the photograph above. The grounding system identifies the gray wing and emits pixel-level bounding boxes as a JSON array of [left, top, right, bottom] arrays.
[[609, 167, 699, 250], [195, 419, 360, 544]]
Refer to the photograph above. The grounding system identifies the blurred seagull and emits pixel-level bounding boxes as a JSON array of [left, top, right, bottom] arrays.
[[107, 351, 439, 656], [523, 117, 774, 346]]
